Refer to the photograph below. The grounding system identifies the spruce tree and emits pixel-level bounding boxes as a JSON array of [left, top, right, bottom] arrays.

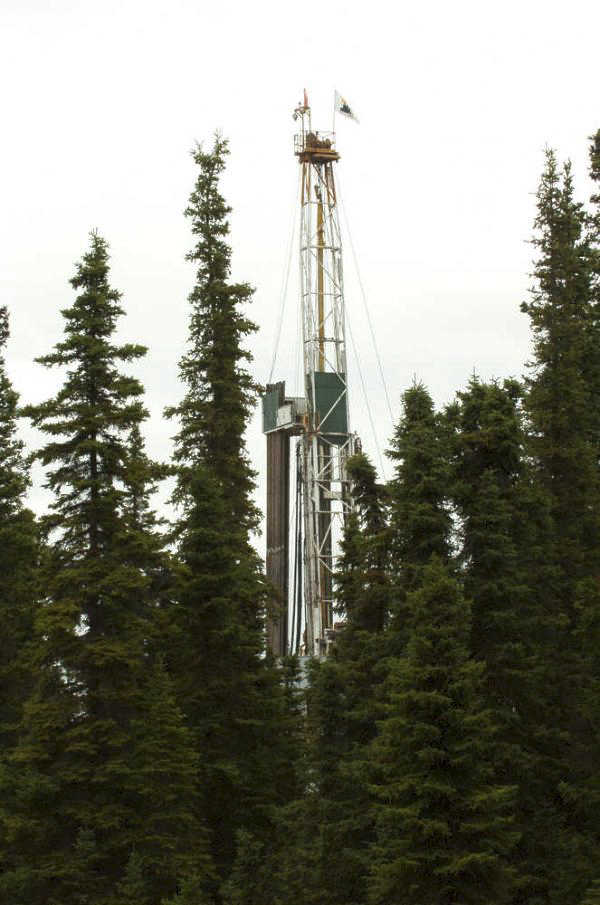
[[0, 233, 211, 904], [127, 657, 215, 903], [162, 874, 214, 905], [298, 453, 389, 905], [522, 149, 600, 590], [583, 128, 600, 447], [220, 830, 267, 905], [581, 879, 600, 905], [448, 376, 567, 903], [387, 382, 452, 643], [368, 559, 518, 905], [114, 850, 150, 905], [521, 148, 600, 901], [166, 134, 260, 532], [0, 306, 38, 754], [65, 828, 105, 905], [449, 377, 528, 711], [165, 136, 288, 884]]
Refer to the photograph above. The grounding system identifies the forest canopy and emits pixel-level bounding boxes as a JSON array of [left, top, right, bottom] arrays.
[[1, 131, 600, 905]]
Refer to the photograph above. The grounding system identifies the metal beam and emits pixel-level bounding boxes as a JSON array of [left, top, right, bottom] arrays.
[[265, 429, 290, 656]]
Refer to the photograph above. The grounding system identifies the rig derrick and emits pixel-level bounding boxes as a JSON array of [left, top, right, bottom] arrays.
[[263, 94, 358, 658]]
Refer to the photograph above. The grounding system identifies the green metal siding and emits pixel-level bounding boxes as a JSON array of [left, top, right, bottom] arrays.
[[312, 372, 348, 441], [262, 383, 284, 433]]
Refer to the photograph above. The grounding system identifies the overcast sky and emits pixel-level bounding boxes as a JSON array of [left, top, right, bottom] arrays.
[[2, 0, 599, 529]]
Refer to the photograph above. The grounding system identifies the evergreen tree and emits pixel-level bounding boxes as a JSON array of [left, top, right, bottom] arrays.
[[448, 376, 566, 903], [162, 874, 214, 905], [0, 233, 209, 904], [387, 382, 452, 644], [0, 306, 38, 754], [113, 850, 150, 905], [368, 559, 518, 905], [449, 377, 528, 711], [61, 827, 105, 905], [521, 148, 600, 901], [165, 136, 289, 885], [166, 134, 260, 532], [522, 149, 600, 590], [583, 128, 600, 448], [297, 453, 389, 905], [581, 879, 600, 905], [128, 657, 215, 903], [220, 829, 267, 905]]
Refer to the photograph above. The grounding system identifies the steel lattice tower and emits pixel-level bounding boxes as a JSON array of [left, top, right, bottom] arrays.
[[262, 96, 357, 658]]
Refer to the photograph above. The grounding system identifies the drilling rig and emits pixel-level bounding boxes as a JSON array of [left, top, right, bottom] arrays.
[[262, 94, 358, 658]]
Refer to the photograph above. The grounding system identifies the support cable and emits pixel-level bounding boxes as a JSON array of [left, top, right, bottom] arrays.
[[338, 184, 396, 428], [289, 486, 297, 656], [289, 446, 303, 654], [346, 315, 387, 481], [294, 458, 303, 654], [267, 170, 301, 385]]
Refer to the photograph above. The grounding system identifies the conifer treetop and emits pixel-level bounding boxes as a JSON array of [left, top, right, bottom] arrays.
[[0, 305, 29, 515], [168, 134, 260, 530], [186, 134, 233, 284], [23, 231, 149, 539]]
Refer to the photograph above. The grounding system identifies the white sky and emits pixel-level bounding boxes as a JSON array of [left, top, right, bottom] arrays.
[[1, 0, 599, 531]]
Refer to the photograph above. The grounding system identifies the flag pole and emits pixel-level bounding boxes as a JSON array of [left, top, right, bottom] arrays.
[[332, 90, 336, 135]]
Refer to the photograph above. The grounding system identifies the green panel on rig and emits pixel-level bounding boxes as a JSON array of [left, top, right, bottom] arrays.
[[312, 372, 348, 441], [262, 382, 284, 433]]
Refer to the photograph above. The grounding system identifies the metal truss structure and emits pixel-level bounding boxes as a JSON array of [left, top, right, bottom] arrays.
[[262, 97, 357, 658]]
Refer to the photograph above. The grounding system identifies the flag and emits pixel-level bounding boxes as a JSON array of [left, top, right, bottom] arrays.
[[334, 90, 359, 123], [303, 88, 309, 108]]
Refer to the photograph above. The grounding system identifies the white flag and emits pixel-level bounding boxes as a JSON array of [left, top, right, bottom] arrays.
[[334, 90, 359, 123]]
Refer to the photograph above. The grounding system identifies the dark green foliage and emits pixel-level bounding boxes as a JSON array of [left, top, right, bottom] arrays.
[[162, 874, 214, 905], [522, 150, 600, 588], [581, 879, 600, 905], [0, 308, 29, 510], [114, 850, 150, 905], [220, 829, 267, 905], [66, 828, 105, 905], [165, 455, 268, 880], [387, 382, 453, 647], [388, 382, 452, 583], [295, 453, 389, 905], [3, 129, 600, 905], [166, 134, 260, 532], [449, 377, 528, 706], [127, 657, 215, 903], [584, 129, 600, 448], [0, 233, 212, 905], [165, 135, 293, 887], [368, 559, 518, 905], [0, 307, 38, 753], [338, 453, 390, 634], [448, 377, 566, 903], [520, 147, 600, 902]]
